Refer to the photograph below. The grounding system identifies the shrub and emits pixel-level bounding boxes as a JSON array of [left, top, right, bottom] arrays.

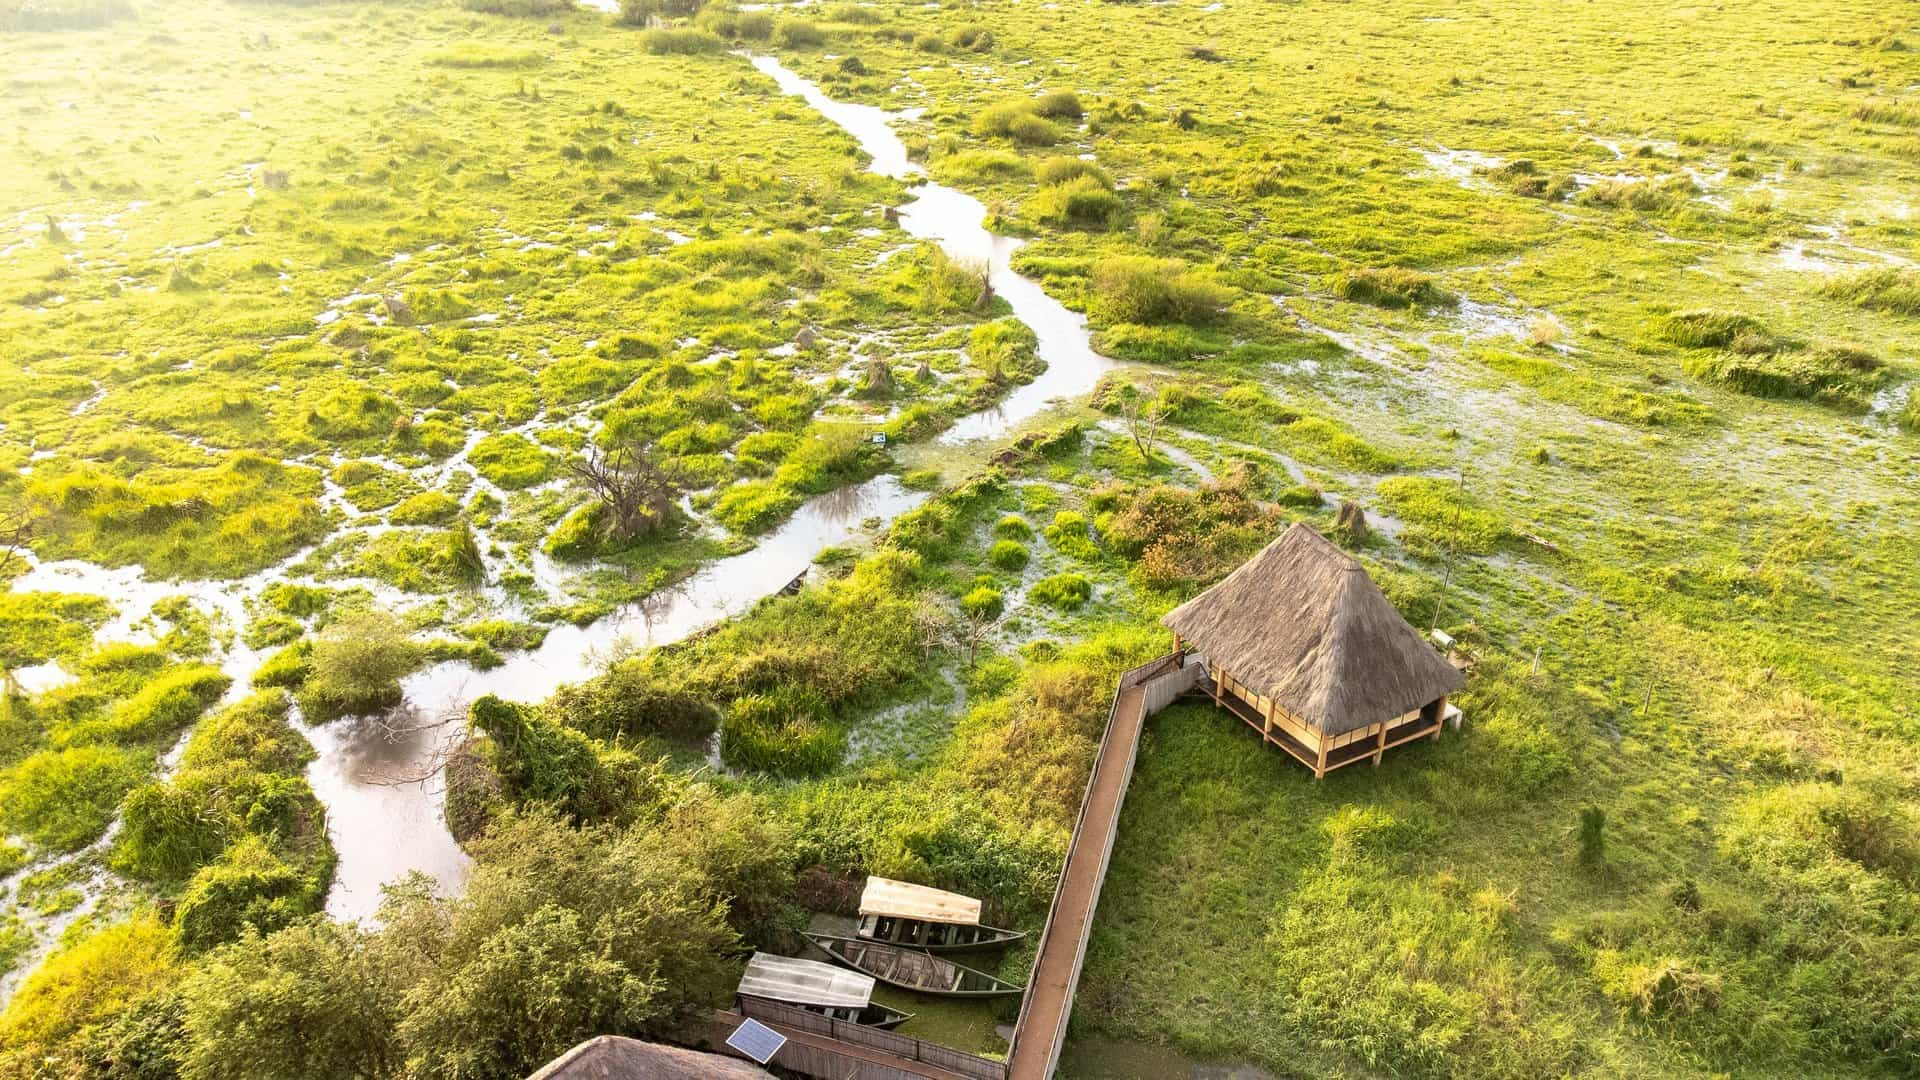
[[1043, 510, 1101, 561], [994, 514, 1033, 540], [1035, 156, 1112, 188], [641, 27, 722, 54], [468, 696, 659, 822], [948, 23, 994, 51], [298, 611, 423, 721], [961, 585, 1005, 619], [1033, 90, 1084, 118], [1091, 256, 1233, 325], [1852, 100, 1920, 127], [1031, 175, 1123, 228], [721, 690, 843, 776], [1331, 266, 1453, 309], [772, 18, 824, 47], [975, 101, 1061, 145], [1030, 572, 1092, 609], [174, 837, 324, 953], [1577, 806, 1606, 866], [545, 664, 718, 740], [987, 540, 1030, 571]]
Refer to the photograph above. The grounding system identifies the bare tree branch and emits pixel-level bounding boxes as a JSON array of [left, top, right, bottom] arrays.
[[569, 439, 679, 544]]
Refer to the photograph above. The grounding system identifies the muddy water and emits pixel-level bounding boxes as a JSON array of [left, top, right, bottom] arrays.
[[749, 54, 1118, 444], [7, 55, 1118, 935]]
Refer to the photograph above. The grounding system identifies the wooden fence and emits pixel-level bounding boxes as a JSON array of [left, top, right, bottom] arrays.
[[729, 998, 1008, 1080]]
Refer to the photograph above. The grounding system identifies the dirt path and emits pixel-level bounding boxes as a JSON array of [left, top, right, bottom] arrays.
[[1007, 683, 1150, 1079]]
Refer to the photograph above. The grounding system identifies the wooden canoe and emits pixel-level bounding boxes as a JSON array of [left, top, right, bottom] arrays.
[[803, 932, 1025, 999], [738, 993, 915, 1030], [856, 912, 1027, 954]]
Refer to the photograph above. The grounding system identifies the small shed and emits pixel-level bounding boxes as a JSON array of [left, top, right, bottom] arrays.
[[527, 1035, 773, 1079], [737, 952, 875, 1018], [1162, 523, 1465, 778], [859, 876, 983, 927]]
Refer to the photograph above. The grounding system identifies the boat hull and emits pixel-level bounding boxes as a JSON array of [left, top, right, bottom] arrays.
[[804, 932, 1025, 999], [856, 913, 1027, 954]]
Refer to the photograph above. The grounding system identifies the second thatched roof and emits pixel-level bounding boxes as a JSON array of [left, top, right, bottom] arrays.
[[1162, 523, 1463, 736]]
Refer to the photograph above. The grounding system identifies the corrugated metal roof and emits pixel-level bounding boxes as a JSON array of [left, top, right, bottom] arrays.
[[738, 952, 874, 1010], [858, 877, 983, 925]]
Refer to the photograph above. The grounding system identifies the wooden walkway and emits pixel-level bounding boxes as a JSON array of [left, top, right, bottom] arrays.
[[1005, 653, 1197, 1079]]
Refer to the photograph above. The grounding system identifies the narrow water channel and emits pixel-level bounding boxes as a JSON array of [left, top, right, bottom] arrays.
[[7, 52, 1121, 934]]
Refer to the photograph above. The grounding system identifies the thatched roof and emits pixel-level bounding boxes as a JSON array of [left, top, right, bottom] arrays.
[[1162, 524, 1463, 736], [527, 1036, 773, 1080], [859, 876, 982, 925]]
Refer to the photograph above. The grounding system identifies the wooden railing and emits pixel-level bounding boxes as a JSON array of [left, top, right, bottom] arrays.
[[1005, 651, 1199, 1079], [728, 998, 1008, 1079]]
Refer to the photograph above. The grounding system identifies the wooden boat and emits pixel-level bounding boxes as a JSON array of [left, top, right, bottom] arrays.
[[803, 933, 1025, 999], [856, 876, 1026, 955], [736, 951, 914, 1029]]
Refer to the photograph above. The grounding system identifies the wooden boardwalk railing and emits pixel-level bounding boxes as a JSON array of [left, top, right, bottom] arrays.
[[1004, 651, 1200, 1080]]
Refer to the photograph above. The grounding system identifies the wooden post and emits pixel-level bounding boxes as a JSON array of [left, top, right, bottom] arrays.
[[1430, 695, 1447, 741], [1313, 735, 1328, 780], [1171, 632, 1183, 666], [1212, 665, 1223, 708], [1372, 721, 1387, 766]]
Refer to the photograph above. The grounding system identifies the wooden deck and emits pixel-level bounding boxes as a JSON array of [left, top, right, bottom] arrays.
[[1005, 652, 1197, 1080]]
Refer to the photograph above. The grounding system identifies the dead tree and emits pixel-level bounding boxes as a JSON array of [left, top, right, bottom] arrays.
[[570, 440, 679, 543]]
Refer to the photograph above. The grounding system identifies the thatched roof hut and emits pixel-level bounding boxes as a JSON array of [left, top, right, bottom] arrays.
[[527, 1035, 773, 1080], [1162, 523, 1463, 776]]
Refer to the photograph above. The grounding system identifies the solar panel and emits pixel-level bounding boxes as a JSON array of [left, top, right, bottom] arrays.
[[725, 1017, 787, 1066]]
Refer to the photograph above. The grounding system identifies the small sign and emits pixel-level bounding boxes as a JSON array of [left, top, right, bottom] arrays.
[[726, 1018, 787, 1066], [871, 432, 888, 446]]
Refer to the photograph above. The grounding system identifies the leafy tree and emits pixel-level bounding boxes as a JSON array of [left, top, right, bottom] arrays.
[[179, 918, 416, 1080]]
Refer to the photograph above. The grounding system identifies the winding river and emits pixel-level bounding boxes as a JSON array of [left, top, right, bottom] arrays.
[[6, 53, 1118, 942]]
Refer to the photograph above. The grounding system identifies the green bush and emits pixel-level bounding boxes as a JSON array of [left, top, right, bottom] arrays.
[[641, 27, 723, 54], [1331, 266, 1453, 309], [389, 491, 460, 526], [1031, 175, 1123, 228], [948, 23, 995, 51], [1043, 510, 1101, 560], [987, 540, 1030, 571], [720, 689, 844, 777], [961, 585, 1005, 619], [467, 434, 557, 490], [772, 18, 824, 46], [1033, 90, 1084, 118], [174, 837, 325, 953], [994, 514, 1033, 540], [1091, 256, 1233, 325], [974, 100, 1061, 145], [544, 664, 717, 740], [1035, 156, 1112, 188], [298, 612, 423, 721], [1030, 572, 1093, 609]]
